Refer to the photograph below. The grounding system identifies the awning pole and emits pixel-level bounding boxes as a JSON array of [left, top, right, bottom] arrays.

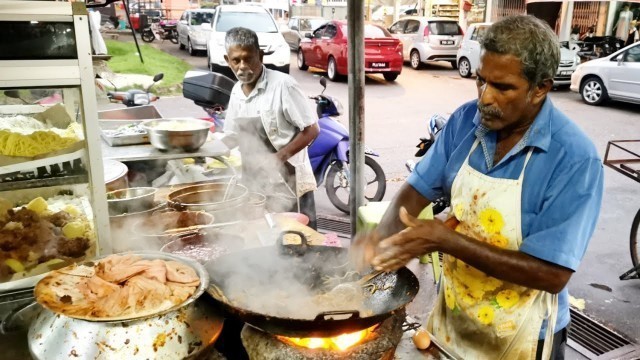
[[347, 0, 365, 237]]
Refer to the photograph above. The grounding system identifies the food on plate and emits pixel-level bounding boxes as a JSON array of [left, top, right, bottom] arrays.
[[102, 123, 147, 137], [35, 254, 200, 320], [413, 328, 431, 350], [0, 115, 82, 157], [0, 195, 95, 282]]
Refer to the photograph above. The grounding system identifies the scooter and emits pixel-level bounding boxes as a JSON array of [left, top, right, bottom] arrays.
[[141, 17, 178, 44], [308, 77, 386, 214], [405, 114, 449, 215], [104, 73, 163, 107]]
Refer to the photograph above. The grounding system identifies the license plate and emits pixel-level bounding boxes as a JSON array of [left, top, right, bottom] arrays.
[[560, 70, 573, 76], [371, 62, 387, 68], [441, 40, 454, 45]]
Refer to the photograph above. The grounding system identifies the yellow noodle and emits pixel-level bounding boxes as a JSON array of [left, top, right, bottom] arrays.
[[0, 129, 79, 157]]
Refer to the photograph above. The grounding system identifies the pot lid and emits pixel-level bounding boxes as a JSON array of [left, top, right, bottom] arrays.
[[103, 159, 128, 184]]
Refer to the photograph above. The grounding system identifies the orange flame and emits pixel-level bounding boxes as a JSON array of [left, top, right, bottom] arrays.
[[277, 326, 376, 351]]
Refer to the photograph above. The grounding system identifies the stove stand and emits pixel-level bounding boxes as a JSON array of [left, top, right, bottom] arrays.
[[240, 311, 405, 360]]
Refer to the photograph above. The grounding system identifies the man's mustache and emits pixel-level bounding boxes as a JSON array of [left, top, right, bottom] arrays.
[[477, 102, 503, 118]]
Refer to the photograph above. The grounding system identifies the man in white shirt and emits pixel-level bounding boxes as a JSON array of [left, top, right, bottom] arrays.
[[221, 27, 320, 228]]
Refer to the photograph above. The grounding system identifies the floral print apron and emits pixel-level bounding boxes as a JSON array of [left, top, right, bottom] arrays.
[[427, 139, 558, 360]]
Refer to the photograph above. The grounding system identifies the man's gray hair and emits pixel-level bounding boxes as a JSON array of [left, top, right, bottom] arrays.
[[480, 15, 560, 87], [225, 27, 260, 53]]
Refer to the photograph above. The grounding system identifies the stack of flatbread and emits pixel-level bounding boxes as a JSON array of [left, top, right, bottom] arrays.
[[35, 254, 200, 321]]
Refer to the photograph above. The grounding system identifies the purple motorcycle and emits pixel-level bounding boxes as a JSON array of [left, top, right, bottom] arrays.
[[308, 77, 386, 214]]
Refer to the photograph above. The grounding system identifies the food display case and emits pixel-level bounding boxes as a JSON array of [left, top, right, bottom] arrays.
[[0, 1, 111, 292]]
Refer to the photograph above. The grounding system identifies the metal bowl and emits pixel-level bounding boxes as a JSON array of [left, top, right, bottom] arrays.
[[142, 118, 212, 152], [28, 251, 222, 359], [106, 187, 157, 216]]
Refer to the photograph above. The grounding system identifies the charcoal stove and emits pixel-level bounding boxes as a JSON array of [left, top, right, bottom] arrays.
[[240, 311, 406, 360]]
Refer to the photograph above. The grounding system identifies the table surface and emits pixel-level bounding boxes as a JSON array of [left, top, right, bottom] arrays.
[[100, 138, 229, 162]]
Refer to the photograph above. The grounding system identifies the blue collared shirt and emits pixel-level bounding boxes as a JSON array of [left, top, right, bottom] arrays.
[[408, 98, 604, 338]]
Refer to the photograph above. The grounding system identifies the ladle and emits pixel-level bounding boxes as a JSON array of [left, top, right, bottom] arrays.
[[221, 176, 237, 202]]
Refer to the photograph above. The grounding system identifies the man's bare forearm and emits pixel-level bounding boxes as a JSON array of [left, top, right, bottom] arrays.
[[440, 231, 572, 293], [377, 183, 431, 239], [276, 123, 319, 162]]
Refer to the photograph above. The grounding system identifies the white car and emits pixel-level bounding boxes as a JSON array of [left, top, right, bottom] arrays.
[[388, 17, 464, 70], [457, 23, 581, 87], [207, 4, 290, 75], [571, 42, 640, 105], [177, 9, 215, 56]]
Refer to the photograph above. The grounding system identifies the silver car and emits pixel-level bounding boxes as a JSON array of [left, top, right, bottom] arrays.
[[571, 41, 640, 105], [388, 17, 463, 70], [281, 16, 326, 51], [177, 9, 216, 56]]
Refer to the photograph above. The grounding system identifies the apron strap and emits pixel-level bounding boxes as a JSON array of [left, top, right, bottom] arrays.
[[540, 293, 559, 360], [517, 147, 535, 182]]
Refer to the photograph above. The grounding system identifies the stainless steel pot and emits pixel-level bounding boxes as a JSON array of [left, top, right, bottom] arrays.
[[28, 251, 222, 359], [167, 182, 249, 213]]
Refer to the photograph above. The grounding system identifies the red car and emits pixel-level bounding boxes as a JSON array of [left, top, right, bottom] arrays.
[[297, 20, 403, 82]]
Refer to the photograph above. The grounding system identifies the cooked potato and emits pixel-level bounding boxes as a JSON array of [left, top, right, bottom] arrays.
[[26, 197, 48, 215], [62, 221, 85, 239]]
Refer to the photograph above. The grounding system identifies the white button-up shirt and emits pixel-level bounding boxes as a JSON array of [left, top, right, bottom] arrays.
[[224, 66, 318, 196]]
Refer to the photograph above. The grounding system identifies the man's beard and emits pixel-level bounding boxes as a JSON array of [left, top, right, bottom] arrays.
[[234, 69, 256, 84]]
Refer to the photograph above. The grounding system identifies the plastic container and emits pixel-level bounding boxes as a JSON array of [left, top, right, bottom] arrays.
[[183, 72, 235, 108]]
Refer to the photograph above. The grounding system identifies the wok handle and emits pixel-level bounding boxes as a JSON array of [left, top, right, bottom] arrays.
[[314, 310, 361, 321], [277, 230, 310, 256]]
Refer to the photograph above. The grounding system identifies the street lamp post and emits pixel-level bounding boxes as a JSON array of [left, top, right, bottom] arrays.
[[347, 0, 365, 237]]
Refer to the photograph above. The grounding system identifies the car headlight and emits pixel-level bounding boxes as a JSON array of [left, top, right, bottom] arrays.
[[574, 54, 581, 65]]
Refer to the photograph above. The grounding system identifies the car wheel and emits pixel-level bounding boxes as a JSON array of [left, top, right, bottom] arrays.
[[297, 49, 309, 70], [450, 61, 458, 70], [458, 57, 472, 78], [188, 38, 196, 56], [580, 77, 607, 105], [410, 50, 422, 70], [383, 72, 399, 81], [327, 57, 340, 82]]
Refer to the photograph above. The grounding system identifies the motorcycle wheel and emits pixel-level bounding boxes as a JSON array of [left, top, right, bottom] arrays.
[[169, 32, 179, 44], [141, 30, 155, 43], [325, 156, 386, 214]]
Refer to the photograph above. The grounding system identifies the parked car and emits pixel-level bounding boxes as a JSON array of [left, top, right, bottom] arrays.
[[388, 17, 463, 70], [297, 21, 403, 82], [457, 23, 581, 87], [571, 41, 640, 105], [177, 9, 216, 56], [281, 16, 327, 51], [207, 4, 290, 75]]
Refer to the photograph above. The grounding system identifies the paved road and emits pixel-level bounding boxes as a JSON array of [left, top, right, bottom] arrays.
[[129, 38, 640, 343]]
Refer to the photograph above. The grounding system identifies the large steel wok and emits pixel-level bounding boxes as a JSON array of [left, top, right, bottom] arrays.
[[205, 231, 419, 338]]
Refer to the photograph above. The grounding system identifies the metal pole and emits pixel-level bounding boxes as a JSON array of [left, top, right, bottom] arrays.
[[122, 0, 144, 64], [347, 0, 365, 237]]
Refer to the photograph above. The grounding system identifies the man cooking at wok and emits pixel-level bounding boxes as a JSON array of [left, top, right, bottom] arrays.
[[355, 16, 603, 360], [220, 27, 320, 229]]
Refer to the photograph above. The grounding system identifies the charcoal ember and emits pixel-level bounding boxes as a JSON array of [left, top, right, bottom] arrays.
[[240, 310, 405, 360]]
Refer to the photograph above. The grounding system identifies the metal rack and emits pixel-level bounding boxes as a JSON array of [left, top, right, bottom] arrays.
[[0, 1, 112, 291], [603, 140, 640, 280]]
